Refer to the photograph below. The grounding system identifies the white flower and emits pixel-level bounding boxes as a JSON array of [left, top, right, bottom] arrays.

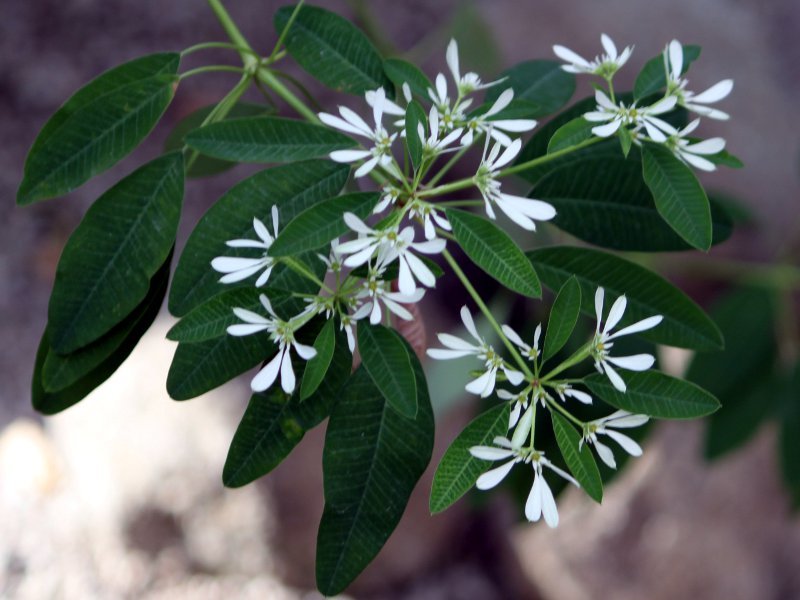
[[501, 322, 542, 362], [418, 105, 464, 155], [554, 383, 593, 405], [470, 434, 579, 528], [373, 184, 402, 214], [581, 410, 649, 469], [211, 207, 279, 287], [339, 314, 357, 353], [226, 294, 317, 394], [656, 118, 726, 172], [427, 306, 525, 397], [553, 33, 633, 78], [427, 73, 470, 131], [351, 267, 425, 325], [319, 87, 399, 178], [446, 38, 504, 95], [474, 137, 557, 231], [592, 287, 663, 392], [337, 213, 445, 295], [461, 88, 538, 147], [584, 89, 678, 139], [665, 40, 733, 120], [407, 199, 451, 241], [497, 388, 530, 429]]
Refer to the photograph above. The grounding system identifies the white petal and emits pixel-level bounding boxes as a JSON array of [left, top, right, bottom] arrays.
[[338, 106, 373, 136], [397, 256, 417, 296], [293, 342, 317, 360], [509, 402, 521, 429], [594, 439, 617, 469], [501, 324, 528, 350], [225, 239, 268, 249], [668, 40, 683, 80], [595, 89, 616, 110], [318, 112, 370, 137], [607, 315, 663, 339], [491, 118, 538, 132], [539, 476, 559, 528], [280, 347, 296, 394], [254, 266, 273, 287], [603, 294, 627, 334], [435, 73, 448, 104], [691, 79, 733, 104], [369, 300, 383, 325], [498, 194, 557, 221], [381, 298, 413, 321], [412, 238, 447, 254], [601, 361, 627, 392], [466, 369, 496, 397], [460, 306, 481, 342], [504, 368, 525, 386], [253, 217, 273, 245], [342, 244, 378, 268], [553, 45, 590, 68], [437, 333, 479, 351], [608, 413, 650, 428], [604, 429, 643, 457], [446, 39, 460, 83], [329, 149, 372, 163], [232, 307, 270, 324], [476, 459, 516, 490], [681, 152, 717, 172], [354, 155, 380, 178], [646, 95, 678, 115], [511, 406, 534, 448], [211, 256, 264, 274], [251, 348, 284, 392], [594, 287, 605, 330], [606, 353, 655, 371], [592, 120, 622, 137], [227, 323, 270, 336], [600, 33, 618, 60], [686, 137, 726, 155], [564, 389, 593, 404], [469, 446, 514, 461], [492, 138, 522, 170], [525, 474, 543, 522], [426, 348, 475, 360], [404, 252, 437, 288], [486, 88, 514, 117], [583, 110, 614, 123]]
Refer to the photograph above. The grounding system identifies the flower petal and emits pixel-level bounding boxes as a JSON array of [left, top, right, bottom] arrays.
[[476, 459, 516, 490], [251, 348, 284, 392], [469, 446, 514, 461], [606, 353, 655, 371]]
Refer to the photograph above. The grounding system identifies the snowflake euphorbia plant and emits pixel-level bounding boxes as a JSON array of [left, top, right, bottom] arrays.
[[19, 1, 735, 595]]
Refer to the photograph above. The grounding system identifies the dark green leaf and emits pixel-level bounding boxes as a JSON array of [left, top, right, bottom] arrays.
[[269, 192, 379, 256], [18, 53, 180, 204], [48, 152, 183, 353], [618, 127, 633, 158], [532, 152, 732, 252], [405, 100, 427, 171], [543, 276, 581, 361], [383, 58, 432, 99], [164, 102, 271, 178], [528, 246, 723, 350], [169, 160, 349, 316], [430, 403, 510, 514], [634, 44, 701, 100], [550, 411, 602, 502], [547, 117, 594, 154], [642, 142, 712, 250], [275, 5, 391, 96], [222, 326, 352, 487], [484, 60, 575, 118], [184, 116, 357, 163], [357, 322, 417, 418], [316, 357, 433, 595], [779, 362, 800, 506], [300, 319, 337, 401], [447, 208, 541, 298], [585, 371, 720, 419]]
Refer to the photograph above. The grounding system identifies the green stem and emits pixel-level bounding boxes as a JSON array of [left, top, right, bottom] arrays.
[[417, 177, 476, 198], [256, 67, 320, 123], [207, 0, 259, 71], [282, 256, 332, 294], [436, 200, 484, 208], [427, 137, 477, 186], [498, 137, 601, 178], [540, 342, 592, 382], [180, 41, 261, 59], [606, 77, 616, 104], [269, 0, 305, 61], [179, 65, 247, 80], [545, 395, 585, 427], [441, 249, 533, 378], [529, 401, 537, 450]]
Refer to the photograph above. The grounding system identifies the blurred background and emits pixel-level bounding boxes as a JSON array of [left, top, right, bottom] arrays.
[[2, 0, 800, 598]]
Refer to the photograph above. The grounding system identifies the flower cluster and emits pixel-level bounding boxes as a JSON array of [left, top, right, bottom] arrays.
[[555, 35, 732, 171]]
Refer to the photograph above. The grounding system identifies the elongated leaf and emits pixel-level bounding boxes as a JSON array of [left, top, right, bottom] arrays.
[[447, 209, 540, 298], [585, 371, 720, 419], [300, 319, 336, 401], [642, 142, 711, 250], [383, 58, 432, 99], [269, 192, 378, 256], [405, 100, 427, 171], [166, 288, 304, 343], [543, 276, 581, 361], [357, 322, 417, 418], [532, 153, 732, 251], [316, 358, 433, 595], [184, 117, 356, 163], [634, 44, 701, 100], [169, 160, 349, 316], [164, 102, 272, 178], [18, 53, 180, 204], [430, 403, 510, 514], [484, 60, 575, 118], [48, 152, 183, 353], [551, 411, 602, 502], [275, 5, 391, 96], [33, 257, 169, 414], [527, 246, 723, 350], [222, 326, 352, 487], [547, 117, 594, 153], [43, 254, 171, 392]]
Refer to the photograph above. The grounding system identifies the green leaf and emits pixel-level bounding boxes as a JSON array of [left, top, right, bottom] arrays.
[[550, 411, 602, 503], [357, 322, 417, 418], [42, 254, 171, 392], [18, 53, 180, 205], [405, 100, 427, 171], [547, 117, 594, 154], [47, 152, 183, 354], [543, 276, 581, 361], [484, 60, 575, 118], [184, 116, 357, 163], [164, 102, 271, 178], [779, 362, 800, 507], [166, 288, 304, 343], [169, 160, 349, 316], [618, 127, 633, 158], [585, 371, 720, 419], [527, 246, 723, 350], [447, 209, 541, 298], [642, 142, 712, 251], [383, 58, 432, 99], [269, 192, 379, 257], [300, 319, 337, 401], [33, 256, 169, 414], [275, 5, 391, 96], [634, 44, 701, 100], [532, 151, 733, 252], [316, 358, 433, 595], [430, 403, 510, 514], [222, 325, 352, 488]]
